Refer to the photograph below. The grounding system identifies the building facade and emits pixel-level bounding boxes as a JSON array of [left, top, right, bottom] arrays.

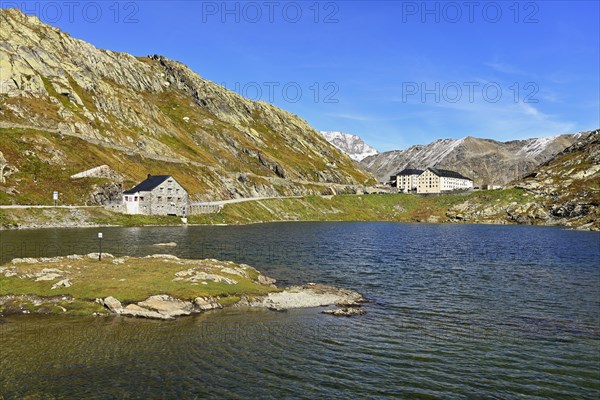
[[122, 175, 188, 216], [390, 168, 423, 193], [416, 168, 473, 194]]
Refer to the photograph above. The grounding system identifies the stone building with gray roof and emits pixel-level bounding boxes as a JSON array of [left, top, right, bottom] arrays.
[[121, 175, 188, 216]]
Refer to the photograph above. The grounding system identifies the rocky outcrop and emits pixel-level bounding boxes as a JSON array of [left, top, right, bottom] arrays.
[[252, 283, 366, 312], [193, 297, 222, 311], [0, 151, 17, 184], [138, 295, 193, 317], [257, 274, 277, 287], [99, 296, 123, 313], [322, 307, 367, 317], [514, 129, 600, 229], [445, 130, 600, 230], [89, 183, 122, 205]]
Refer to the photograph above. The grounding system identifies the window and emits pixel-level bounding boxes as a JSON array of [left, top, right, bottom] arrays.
[[157, 196, 162, 202], [134, 196, 138, 201], [139, 197, 144, 201]]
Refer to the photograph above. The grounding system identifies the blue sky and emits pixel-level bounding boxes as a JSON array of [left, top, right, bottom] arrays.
[[4, 0, 599, 151]]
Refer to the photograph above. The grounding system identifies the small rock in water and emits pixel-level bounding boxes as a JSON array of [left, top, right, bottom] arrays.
[[153, 242, 177, 247], [322, 307, 366, 317]]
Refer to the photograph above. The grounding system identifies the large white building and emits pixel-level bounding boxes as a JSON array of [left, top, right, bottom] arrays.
[[390, 168, 423, 193], [416, 168, 473, 194]]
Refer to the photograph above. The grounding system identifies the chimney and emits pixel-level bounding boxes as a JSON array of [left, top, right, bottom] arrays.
[[147, 174, 151, 180]]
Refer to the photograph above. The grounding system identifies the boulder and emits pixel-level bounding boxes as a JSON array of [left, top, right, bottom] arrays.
[[257, 274, 277, 286], [102, 296, 123, 313], [87, 253, 114, 259], [138, 295, 193, 317], [256, 284, 365, 310], [122, 304, 173, 320], [34, 273, 62, 281], [193, 297, 222, 311], [51, 279, 71, 289], [146, 254, 180, 260]]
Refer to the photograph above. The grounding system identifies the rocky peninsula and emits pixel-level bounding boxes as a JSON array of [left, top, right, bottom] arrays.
[[0, 254, 366, 319]]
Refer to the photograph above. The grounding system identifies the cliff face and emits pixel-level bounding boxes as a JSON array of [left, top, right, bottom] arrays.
[[361, 135, 581, 187], [0, 8, 372, 204]]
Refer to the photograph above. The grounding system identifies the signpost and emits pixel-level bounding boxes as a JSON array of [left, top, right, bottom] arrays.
[[53, 191, 58, 207], [98, 232, 103, 261]]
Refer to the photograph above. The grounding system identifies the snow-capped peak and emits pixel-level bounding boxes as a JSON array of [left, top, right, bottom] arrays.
[[321, 131, 379, 161], [515, 136, 560, 157]]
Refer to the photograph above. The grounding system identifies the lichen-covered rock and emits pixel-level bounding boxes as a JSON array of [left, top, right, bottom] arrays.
[[193, 297, 222, 311], [101, 296, 123, 313], [51, 279, 71, 289], [257, 274, 277, 286], [122, 304, 172, 320], [255, 283, 365, 310], [138, 295, 193, 317]]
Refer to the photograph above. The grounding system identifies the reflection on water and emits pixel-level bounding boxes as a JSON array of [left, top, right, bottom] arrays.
[[1, 223, 599, 398]]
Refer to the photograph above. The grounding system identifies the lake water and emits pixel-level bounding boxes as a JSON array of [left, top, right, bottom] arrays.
[[1, 223, 599, 399]]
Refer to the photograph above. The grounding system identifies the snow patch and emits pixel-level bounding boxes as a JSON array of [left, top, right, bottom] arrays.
[[515, 136, 559, 158]]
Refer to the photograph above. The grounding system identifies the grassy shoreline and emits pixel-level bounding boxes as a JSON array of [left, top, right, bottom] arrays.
[[0, 191, 598, 231]]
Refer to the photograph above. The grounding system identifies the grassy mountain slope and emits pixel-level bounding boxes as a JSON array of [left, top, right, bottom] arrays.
[[0, 8, 373, 205]]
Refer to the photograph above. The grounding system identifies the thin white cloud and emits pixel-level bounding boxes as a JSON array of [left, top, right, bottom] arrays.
[[484, 62, 533, 77], [325, 113, 374, 122]]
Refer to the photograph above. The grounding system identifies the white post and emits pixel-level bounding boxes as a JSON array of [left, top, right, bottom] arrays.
[[98, 232, 103, 261]]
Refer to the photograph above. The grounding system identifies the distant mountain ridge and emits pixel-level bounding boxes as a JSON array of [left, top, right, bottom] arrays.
[[361, 134, 583, 187], [446, 129, 600, 230], [321, 131, 379, 161]]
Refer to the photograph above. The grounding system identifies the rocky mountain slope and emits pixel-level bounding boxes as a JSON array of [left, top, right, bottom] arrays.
[[447, 129, 600, 229], [362, 135, 581, 186], [0, 8, 373, 205], [321, 131, 378, 161]]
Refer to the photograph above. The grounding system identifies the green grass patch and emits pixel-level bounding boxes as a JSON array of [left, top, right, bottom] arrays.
[[0, 256, 278, 313]]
